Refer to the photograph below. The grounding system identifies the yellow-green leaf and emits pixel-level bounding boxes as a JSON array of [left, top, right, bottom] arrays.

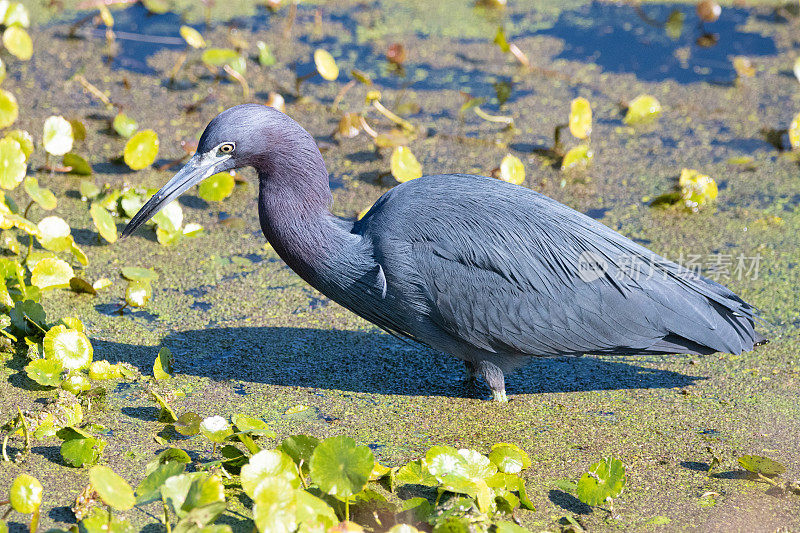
[[623, 95, 662, 126], [179, 25, 205, 49], [198, 172, 235, 202], [5, 129, 32, 159], [314, 49, 339, 81], [112, 113, 138, 138], [2, 26, 32, 60], [499, 154, 525, 185], [89, 465, 135, 511], [789, 111, 800, 151], [43, 116, 73, 156], [561, 144, 593, 171], [390, 146, 422, 183], [63, 153, 92, 175], [123, 129, 159, 170], [0, 137, 26, 189], [0, 89, 18, 128], [31, 257, 74, 290], [153, 347, 173, 380], [125, 280, 151, 308], [23, 177, 56, 210], [90, 203, 118, 243], [4, 3, 30, 28], [568, 97, 592, 139], [678, 168, 717, 212]]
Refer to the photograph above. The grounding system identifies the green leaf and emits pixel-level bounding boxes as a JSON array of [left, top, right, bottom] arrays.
[[79, 180, 100, 200], [31, 258, 74, 290], [426, 446, 496, 481], [23, 177, 57, 210], [4, 3, 30, 28], [25, 358, 64, 387], [153, 346, 174, 380], [488, 443, 531, 474], [241, 448, 300, 498], [61, 373, 91, 394], [256, 41, 275, 66], [390, 146, 422, 183], [120, 266, 158, 282], [494, 26, 510, 52], [63, 153, 92, 175], [576, 457, 627, 506], [737, 455, 786, 476], [198, 172, 235, 202], [232, 414, 275, 437], [2, 26, 32, 60], [9, 299, 46, 337], [88, 360, 122, 380], [37, 215, 71, 251], [0, 137, 26, 189], [251, 477, 296, 532], [172, 503, 227, 533], [678, 168, 717, 212], [313, 49, 339, 81], [90, 203, 118, 243], [0, 89, 18, 129], [280, 434, 319, 468], [560, 144, 593, 171], [623, 95, 662, 126], [9, 474, 43, 513], [5, 129, 32, 159], [568, 97, 592, 139], [498, 154, 525, 185], [553, 479, 577, 493], [61, 436, 104, 467], [123, 130, 159, 170], [145, 448, 191, 475], [149, 390, 178, 423], [495, 522, 532, 533], [161, 473, 225, 518], [89, 465, 135, 511], [135, 460, 186, 505], [175, 412, 201, 436], [112, 113, 138, 138], [43, 324, 93, 371], [77, 507, 134, 533], [179, 25, 205, 49], [125, 280, 151, 308], [295, 490, 337, 528], [309, 435, 374, 498], [70, 277, 97, 295], [395, 459, 437, 487], [43, 116, 74, 156], [199, 415, 232, 443], [152, 201, 183, 232], [201, 48, 240, 67]]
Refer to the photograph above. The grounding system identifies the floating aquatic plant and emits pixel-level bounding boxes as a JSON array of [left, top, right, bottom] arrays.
[[390, 146, 422, 183]]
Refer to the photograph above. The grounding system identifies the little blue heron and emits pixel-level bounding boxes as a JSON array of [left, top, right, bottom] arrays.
[[122, 104, 764, 402]]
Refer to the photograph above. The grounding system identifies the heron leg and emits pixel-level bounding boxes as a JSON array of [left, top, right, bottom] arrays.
[[474, 360, 507, 403], [463, 360, 478, 383]]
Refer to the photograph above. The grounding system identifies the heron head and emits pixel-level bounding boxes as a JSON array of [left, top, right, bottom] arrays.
[[121, 104, 292, 238]]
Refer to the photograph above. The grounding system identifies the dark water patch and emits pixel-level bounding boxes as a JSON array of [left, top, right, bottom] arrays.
[[535, 2, 778, 84], [191, 301, 213, 312], [91, 326, 700, 398]]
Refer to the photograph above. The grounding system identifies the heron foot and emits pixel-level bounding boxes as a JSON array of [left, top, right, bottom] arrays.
[[492, 389, 508, 403]]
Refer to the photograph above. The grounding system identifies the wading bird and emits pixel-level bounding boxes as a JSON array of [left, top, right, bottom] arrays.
[[122, 104, 764, 402]]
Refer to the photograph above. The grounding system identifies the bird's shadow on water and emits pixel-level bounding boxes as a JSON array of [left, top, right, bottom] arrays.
[[92, 326, 701, 398]]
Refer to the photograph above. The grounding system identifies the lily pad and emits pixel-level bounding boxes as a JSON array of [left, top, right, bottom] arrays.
[[5, 129, 32, 158], [280, 434, 319, 469], [25, 358, 64, 387], [395, 459, 437, 487], [153, 201, 183, 233], [232, 414, 275, 437], [39, 214, 74, 249], [153, 346, 174, 380], [576, 457, 627, 506], [789, 112, 800, 151], [77, 508, 133, 533], [79, 180, 100, 200], [499, 154, 525, 185], [251, 476, 297, 532], [61, 434, 104, 467], [23, 177, 57, 210], [112, 113, 138, 138], [88, 360, 122, 380], [121, 266, 158, 282], [2, 26, 32, 60], [43, 325, 93, 371], [135, 460, 186, 505], [9, 474, 43, 513], [160, 473, 225, 519], [390, 146, 422, 182], [240, 449, 300, 498], [200, 415, 233, 444], [569, 97, 592, 139], [125, 280, 151, 308], [737, 455, 786, 477], [488, 443, 531, 474], [31, 258, 74, 290], [201, 48, 240, 68], [561, 144, 593, 171], [90, 203, 117, 243], [174, 412, 201, 436], [623, 95, 662, 126], [123, 129, 159, 170], [314, 49, 339, 81], [0, 89, 18, 129], [89, 465, 135, 511], [63, 153, 92, 175], [198, 172, 235, 202], [42, 116, 73, 156], [309, 435, 374, 498], [179, 25, 205, 49], [0, 137, 26, 189], [678, 168, 717, 212]]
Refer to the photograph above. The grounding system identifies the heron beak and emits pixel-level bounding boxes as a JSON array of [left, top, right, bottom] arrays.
[[121, 152, 229, 238]]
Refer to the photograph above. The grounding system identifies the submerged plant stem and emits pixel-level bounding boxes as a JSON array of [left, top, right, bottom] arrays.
[[372, 100, 414, 132], [223, 65, 250, 99]]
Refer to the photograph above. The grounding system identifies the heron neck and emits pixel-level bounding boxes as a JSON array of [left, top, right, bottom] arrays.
[[257, 167, 361, 289]]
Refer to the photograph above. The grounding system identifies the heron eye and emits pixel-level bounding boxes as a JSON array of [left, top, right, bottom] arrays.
[[219, 143, 235, 154]]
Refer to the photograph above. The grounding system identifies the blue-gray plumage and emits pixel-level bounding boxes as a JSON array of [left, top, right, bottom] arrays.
[[122, 104, 764, 402]]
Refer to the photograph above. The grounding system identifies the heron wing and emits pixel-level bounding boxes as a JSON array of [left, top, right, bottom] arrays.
[[361, 174, 760, 358]]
